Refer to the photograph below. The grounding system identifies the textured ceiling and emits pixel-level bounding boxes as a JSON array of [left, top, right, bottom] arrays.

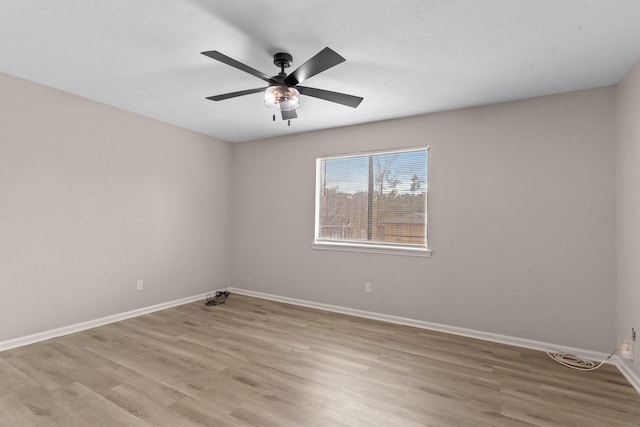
[[1, 0, 640, 142]]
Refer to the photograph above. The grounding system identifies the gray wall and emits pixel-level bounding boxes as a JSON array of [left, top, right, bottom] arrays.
[[617, 58, 640, 377], [0, 72, 233, 341], [231, 87, 617, 352]]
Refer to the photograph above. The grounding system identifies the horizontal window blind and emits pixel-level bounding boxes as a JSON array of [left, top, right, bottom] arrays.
[[315, 147, 428, 249]]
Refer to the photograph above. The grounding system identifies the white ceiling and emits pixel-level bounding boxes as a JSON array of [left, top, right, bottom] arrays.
[[1, 1, 640, 143]]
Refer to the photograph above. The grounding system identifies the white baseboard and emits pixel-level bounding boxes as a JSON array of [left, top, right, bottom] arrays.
[[0, 292, 214, 353], [613, 357, 640, 394], [229, 287, 640, 390]]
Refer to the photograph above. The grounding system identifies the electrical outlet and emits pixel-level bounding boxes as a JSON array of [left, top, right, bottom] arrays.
[[136, 280, 144, 291], [621, 340, 634, 360], [632, 327, 636, 342], [365, 282, 372, 294]]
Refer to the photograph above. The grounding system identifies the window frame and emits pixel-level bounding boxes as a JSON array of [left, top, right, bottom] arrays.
[[312, 146, 431, 257]]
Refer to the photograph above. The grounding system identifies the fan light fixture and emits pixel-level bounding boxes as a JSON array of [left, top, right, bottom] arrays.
[[264, 85, 300, 112], [202, 48, 363, 123]]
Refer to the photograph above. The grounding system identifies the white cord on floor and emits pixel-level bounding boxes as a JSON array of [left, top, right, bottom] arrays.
[[546, 347, 620, 371]]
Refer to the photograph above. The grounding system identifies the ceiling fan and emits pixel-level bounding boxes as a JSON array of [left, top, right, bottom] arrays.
[[201, 47, 363, 124]]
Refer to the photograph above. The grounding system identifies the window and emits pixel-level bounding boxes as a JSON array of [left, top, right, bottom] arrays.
[[314, 146, 429, 256]]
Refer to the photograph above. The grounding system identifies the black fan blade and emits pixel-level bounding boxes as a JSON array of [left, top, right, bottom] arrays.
[[297, 86, 363, 108], [284, 47, 345, 86], [202, 51, 272, 83], [206, 87, 265, 101], [281, 109, 298, 120]]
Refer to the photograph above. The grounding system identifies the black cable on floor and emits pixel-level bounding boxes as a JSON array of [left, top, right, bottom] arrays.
[[205, 290, 229, 306]]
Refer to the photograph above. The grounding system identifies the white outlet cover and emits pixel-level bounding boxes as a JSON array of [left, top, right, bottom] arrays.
[[621, 341, 634, 360]]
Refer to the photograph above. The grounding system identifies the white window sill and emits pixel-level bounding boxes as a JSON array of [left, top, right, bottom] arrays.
[[311, 241, 432, 257]]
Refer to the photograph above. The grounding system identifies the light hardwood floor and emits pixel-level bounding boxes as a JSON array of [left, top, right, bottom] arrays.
[[1, 294, 639, 426]]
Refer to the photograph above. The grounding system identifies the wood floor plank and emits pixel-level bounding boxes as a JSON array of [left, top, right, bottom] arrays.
[[0, 395, 46, 426], [1, 293, 639, 426]]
